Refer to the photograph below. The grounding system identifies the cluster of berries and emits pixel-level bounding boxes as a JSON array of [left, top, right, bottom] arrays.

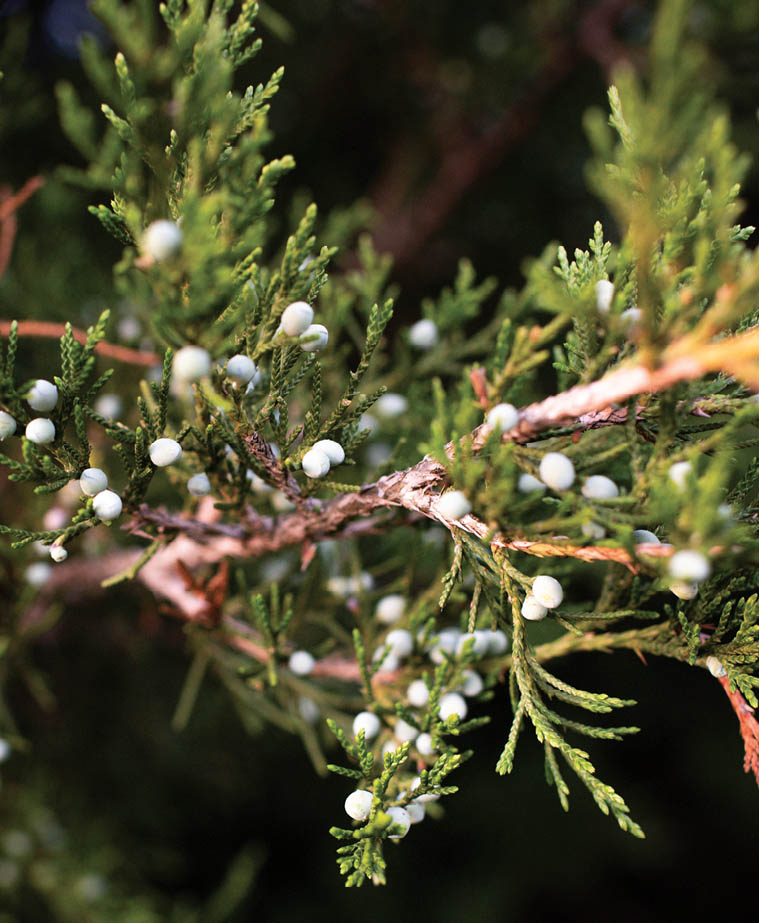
[[594, 278, 641, 328], [282, 580, 509, 838]]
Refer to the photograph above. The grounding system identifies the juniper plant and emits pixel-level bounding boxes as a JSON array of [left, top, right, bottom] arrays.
[[1, 0, 759, 896]]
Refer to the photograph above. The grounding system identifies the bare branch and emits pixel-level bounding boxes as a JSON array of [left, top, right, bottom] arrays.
[[0, 177, 44, 279], [19, 327, 755, 623], [0, 320, 161, 367], [718, 675, 759, 787], [124, 328, 759, 616]]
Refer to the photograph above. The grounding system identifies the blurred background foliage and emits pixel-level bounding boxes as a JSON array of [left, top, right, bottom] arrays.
[[0, 0, 758, 919]]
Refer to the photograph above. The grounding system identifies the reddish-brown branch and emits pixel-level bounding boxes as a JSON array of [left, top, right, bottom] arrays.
[[469, 327, 759, 451], [127, 328, 759, 617], [578, 0, 640, 74], [0, 176, 45, 222], [226, 625, 403, 686], [371, 42, 577, 269], [17, 325, 757, 627], [718, 675, 759, 786], [0, 177, 158, 369], [0, 320, 161, 367], [370, 1, 641, 270], [0, 177, 45, 279], [0, 203, 17, 281]]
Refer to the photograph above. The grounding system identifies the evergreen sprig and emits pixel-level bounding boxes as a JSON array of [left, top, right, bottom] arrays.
[[2, 0, 759, 896]]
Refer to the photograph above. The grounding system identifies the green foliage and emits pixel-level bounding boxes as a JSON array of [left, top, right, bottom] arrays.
[[1, 0, 759, 899]]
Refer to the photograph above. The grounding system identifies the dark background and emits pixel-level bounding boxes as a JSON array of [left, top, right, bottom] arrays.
[[1, 0, 758, 919]]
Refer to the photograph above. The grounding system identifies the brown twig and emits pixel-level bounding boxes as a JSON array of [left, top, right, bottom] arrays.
[[469, 326, 759, 451], [371, 41, 576, 269], [121, 326, 759, 617], [718, 675, 759, 787], [0, 320, 161, 367], [0, 177, 158, 366], [0, 176, 45, 223], [0, 200, 17, 281], [0, 177, 45, 279], [18, 324, 758, 626]]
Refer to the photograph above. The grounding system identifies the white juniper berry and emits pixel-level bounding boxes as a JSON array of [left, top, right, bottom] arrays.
[[297, 697, 320, 724], [280, 301, 314, 336], [148, 438, 183, 467], [621, 306, 642, 328], [25, 418, 55, 444], [187, 473, 212, 497], [393, 719, 418, 743], [428, 627, 461, 664], [384, 629, 414, 659], [633, 529, 660, 545], [521, 595, 548, 621], [436, 490, 471, 521], [539, 452, 575, 491], [415, 733, 436, 757], [668, 550, 711, 583], [91, 490, 123, 522], [352, 711, 381, 741], [517, 473, 546, 493], [487, 402, 519, 432], [385, 807, 411, 839], [24, 562, 52, 587], [595, 278, 614, 313], [141, 219, 183, 261], [344, 790, 373, 822], [406, 803, 425, 824], [484, 630, 508, 654], [581, 522, 606, 540], [439, 692, 468, 722], [0, 411, 16, 440], [406, 679, 430, 708], [225, 354, 257, 383], [375, 594, 405, 625], [372, 648, 400, 673], [299, 323, 328, 352], [670, 581, 699, 600], [79, 467, 108, 497], [172, 346, 211, 382], [668, 460, 692, 489], [408, 318, 439, 349], [455, 631, 489, 658], [582, 475, 619, 499], [458, 669, 484, 697], [531, 575, 564, 609], [26, 380, 58, 412], [302, 447, 331, 478], [288, 650, 316, 676], [94, 393, 122, 419], [705, 656, 727, 678], [312, 439, 345, 465], [374, 393, 408, 419]]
